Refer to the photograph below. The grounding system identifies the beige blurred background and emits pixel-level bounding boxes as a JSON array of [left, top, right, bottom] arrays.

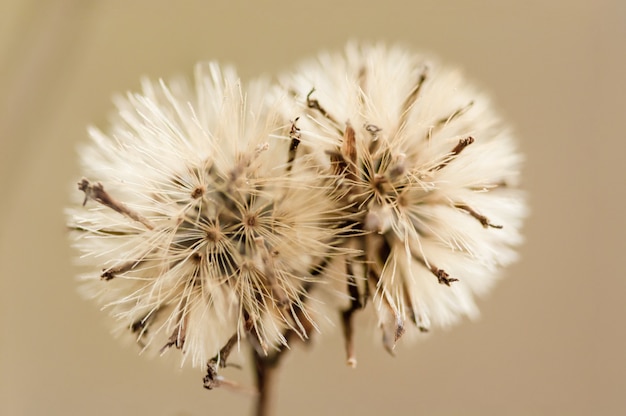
[[1, 1, 624, 415]]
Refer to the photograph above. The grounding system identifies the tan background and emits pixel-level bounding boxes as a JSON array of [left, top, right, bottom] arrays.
[[1, 1, 624, 415]]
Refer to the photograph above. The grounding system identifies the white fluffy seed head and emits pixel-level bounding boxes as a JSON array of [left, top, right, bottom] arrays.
[[68, 43, 527, 375], [67, 62, 343, 368], [277, 43, 527, 348]]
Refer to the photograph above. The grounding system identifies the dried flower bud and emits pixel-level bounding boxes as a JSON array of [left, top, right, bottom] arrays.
[[278, 43, 527, 364]]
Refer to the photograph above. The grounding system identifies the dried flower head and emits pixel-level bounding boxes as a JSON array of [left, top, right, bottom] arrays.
[[278, 43, 527, 365], [68, 43, 527, 415], [67, 63, 343, 380]]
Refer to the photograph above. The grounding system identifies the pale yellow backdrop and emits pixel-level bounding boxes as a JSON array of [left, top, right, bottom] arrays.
[[1, 1, 624, 415]]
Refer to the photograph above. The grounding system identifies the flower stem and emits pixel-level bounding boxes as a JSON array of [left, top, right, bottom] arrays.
[[252, 347, 287, 416]]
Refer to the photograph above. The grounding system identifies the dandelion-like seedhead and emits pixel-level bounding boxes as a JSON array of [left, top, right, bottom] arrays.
[[67, 43, 526, 402], [278, 43, 526, 362], [67, 63, 344, 377]]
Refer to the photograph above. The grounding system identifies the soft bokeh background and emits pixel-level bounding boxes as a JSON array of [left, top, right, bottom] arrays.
[[1, 1, 624, 415]]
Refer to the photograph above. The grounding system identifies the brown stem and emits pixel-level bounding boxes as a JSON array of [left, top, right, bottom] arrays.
[[78, 178, 154, 229], [409, 246, 459, 286], [286, 117, 301, 172], [203, 333, 239, 390], [341, 259, 362, 367], [305, 88, 343, 136], [252, 348, 287, 416], [430, 136, 474, 171], [454, 203, 503, 229], [306, 88, 338, 125]]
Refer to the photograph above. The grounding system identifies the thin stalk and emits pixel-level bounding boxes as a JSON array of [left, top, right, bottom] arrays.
[[251, 347, 288, 416]]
